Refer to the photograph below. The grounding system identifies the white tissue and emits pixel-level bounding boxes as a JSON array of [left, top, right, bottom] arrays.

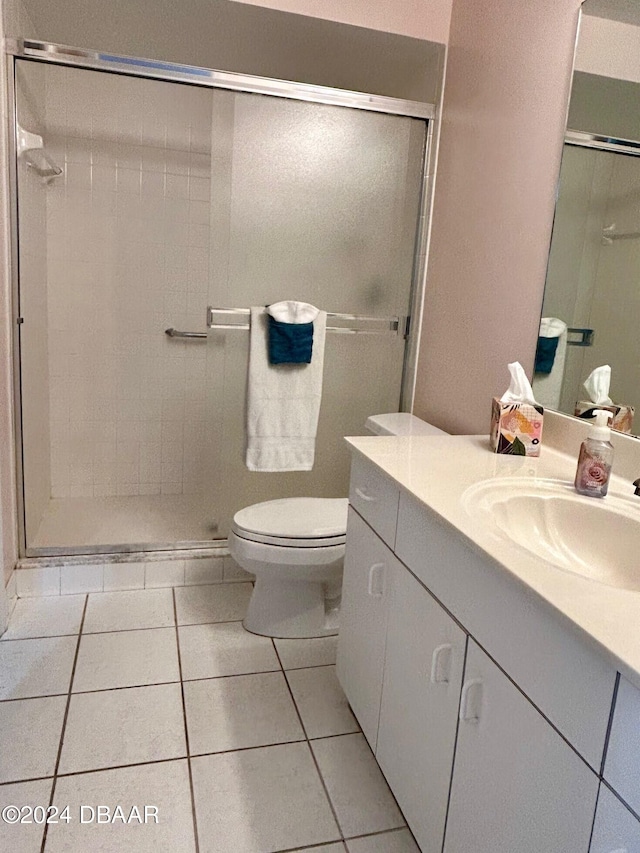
[[267, 301, 319, 324], [583, 364, 613, 406], [499, 361, 538, 405]]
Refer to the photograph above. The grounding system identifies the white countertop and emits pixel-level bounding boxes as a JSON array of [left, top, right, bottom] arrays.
[[346, 433, 640, 689]]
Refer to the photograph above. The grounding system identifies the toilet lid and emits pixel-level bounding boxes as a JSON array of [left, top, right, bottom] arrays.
[[232, 497, 349, 547]]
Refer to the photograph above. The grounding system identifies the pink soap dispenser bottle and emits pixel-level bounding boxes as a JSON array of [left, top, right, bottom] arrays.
[[574, 409, 614, 498]]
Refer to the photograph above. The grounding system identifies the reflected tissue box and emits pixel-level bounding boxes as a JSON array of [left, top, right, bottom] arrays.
[[490, 399, 544, 456], [574, 402, 635, 434]]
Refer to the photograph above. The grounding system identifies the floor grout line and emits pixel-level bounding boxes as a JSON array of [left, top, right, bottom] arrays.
[[0, 668, 345, 716], [40, 594, 89, 853], [274, 642, 346, 844], [1, 736, 378, 787], [68, 680, 183, 696], [173, 587, 201, 853], [0, 774, 56, 788], [0, 691, 73, 704], [1, 665, 343, 706], [1, 632, 81, 642], [2, 616, 256, 643]]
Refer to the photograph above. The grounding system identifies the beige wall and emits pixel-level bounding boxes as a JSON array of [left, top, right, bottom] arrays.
[[413, 0, 583, 434], [231, 0, 452, 42], [15, 0, 446, 104]]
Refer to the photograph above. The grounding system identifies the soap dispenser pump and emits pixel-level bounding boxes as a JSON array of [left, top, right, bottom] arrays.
[[574, 409, 614, 498]]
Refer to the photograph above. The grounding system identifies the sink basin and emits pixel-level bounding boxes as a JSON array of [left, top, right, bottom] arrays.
[[462, 478, 640, 591]]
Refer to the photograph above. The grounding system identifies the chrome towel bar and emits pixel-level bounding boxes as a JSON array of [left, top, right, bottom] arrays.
[[165, 310, 408, 340], [566, 327, 594, 348], [165, 328, 207, 339], [207, 307, 407, 336]]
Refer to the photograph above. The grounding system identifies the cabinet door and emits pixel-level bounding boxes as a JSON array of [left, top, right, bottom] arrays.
[[590, 784, 640, 853], [444, 640, 599, 853], [396, 492, 616, 771], [336, 507, 396, 749], [376, 561, 466, 853]]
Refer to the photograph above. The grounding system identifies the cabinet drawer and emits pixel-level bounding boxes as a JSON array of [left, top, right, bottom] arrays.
[[604, 675, 640, 816], [349, 454, 399, 547], [590, 784, 640, 853], [396, 491, 617, 771]]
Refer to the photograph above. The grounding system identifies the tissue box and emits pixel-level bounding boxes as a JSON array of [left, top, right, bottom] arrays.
[[490, 399, 544, 456], [574, 402, 635, 434]]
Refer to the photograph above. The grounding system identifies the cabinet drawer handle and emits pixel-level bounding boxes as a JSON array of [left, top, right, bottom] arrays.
[[430, 644, 453, 684], [367, 563, 385, 597], [355, 486, 377, 502], [459, 678, 483, 723]]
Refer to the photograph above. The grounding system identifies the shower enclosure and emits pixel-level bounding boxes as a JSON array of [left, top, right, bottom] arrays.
[[12, 46, 432, 556]]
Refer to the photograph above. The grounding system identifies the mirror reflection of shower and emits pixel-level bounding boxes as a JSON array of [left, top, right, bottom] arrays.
[[534, 144, 640, 425], [534, 0, 640, 434]]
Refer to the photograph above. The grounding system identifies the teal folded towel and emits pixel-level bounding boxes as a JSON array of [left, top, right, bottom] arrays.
[[534, 335, 559, 374], [268, 315, 314, 364]]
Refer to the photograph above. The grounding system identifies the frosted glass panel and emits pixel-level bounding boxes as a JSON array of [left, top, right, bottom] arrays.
[[16, 59, 427, 552], [204, 91, 426, 537], [215, 94, 423, 313]]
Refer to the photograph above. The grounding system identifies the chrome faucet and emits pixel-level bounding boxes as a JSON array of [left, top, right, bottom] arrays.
[[634, 479, 640, 496]]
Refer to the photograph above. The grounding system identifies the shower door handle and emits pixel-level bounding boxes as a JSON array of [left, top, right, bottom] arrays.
[[566, 327, 594, 347], [165, 328, 207, 340]]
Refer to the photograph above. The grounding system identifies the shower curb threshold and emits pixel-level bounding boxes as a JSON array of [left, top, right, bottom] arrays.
[[18, 546, 230, 569]]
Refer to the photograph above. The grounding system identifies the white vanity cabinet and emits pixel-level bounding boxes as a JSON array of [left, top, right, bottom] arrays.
[[444, 640, 599, 853], [376, 556, 466, 853], [336, 507, 398, 749], [337, 449, 633, 853]]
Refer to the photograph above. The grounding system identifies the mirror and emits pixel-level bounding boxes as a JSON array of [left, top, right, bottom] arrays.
[[533, 0, 640, 434]]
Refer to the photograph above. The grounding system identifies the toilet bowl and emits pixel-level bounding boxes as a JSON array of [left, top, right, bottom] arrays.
[[230, 414, 447, 639], [229, 497, 348, 638]]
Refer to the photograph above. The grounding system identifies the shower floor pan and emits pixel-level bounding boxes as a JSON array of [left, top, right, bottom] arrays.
[[29, 494, 221, 555]]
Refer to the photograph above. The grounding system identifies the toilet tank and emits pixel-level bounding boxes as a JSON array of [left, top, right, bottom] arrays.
[[364, 413, 447, 436]]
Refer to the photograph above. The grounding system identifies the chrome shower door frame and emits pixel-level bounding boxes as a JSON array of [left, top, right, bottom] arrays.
[[7, 40, 437, 558]]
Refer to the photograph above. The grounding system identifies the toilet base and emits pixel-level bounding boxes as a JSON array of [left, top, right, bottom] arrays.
[[243, 577, 340, 639]]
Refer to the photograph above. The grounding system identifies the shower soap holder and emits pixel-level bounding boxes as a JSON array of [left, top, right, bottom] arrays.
[[17, 125, 63, 179]]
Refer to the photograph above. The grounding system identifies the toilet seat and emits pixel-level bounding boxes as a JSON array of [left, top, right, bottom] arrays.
[[232, 497, 348, 548]]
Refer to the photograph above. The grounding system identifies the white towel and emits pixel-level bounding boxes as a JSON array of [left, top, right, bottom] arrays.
[[538, 317, 567, 340], [246, 306, 327, 472], [532, 317, 568, 409], [267, 300, 319, 324]]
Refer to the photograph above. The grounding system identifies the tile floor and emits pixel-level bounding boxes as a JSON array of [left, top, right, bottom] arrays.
[[0, 584, 419, 853]]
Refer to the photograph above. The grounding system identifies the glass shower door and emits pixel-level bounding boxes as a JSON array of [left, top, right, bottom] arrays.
[[15, 57, 427, 554], [200, 91, 427, 537]]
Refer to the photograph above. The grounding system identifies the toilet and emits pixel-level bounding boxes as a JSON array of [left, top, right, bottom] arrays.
[[229, 413, 447, 638]]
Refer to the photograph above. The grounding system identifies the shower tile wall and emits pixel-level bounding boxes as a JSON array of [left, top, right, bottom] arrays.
[[43, 67, 213, 499]]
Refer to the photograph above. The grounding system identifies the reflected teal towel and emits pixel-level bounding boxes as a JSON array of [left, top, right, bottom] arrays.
[[267, 315, 314, 364], [534, 335, 559, 374]]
